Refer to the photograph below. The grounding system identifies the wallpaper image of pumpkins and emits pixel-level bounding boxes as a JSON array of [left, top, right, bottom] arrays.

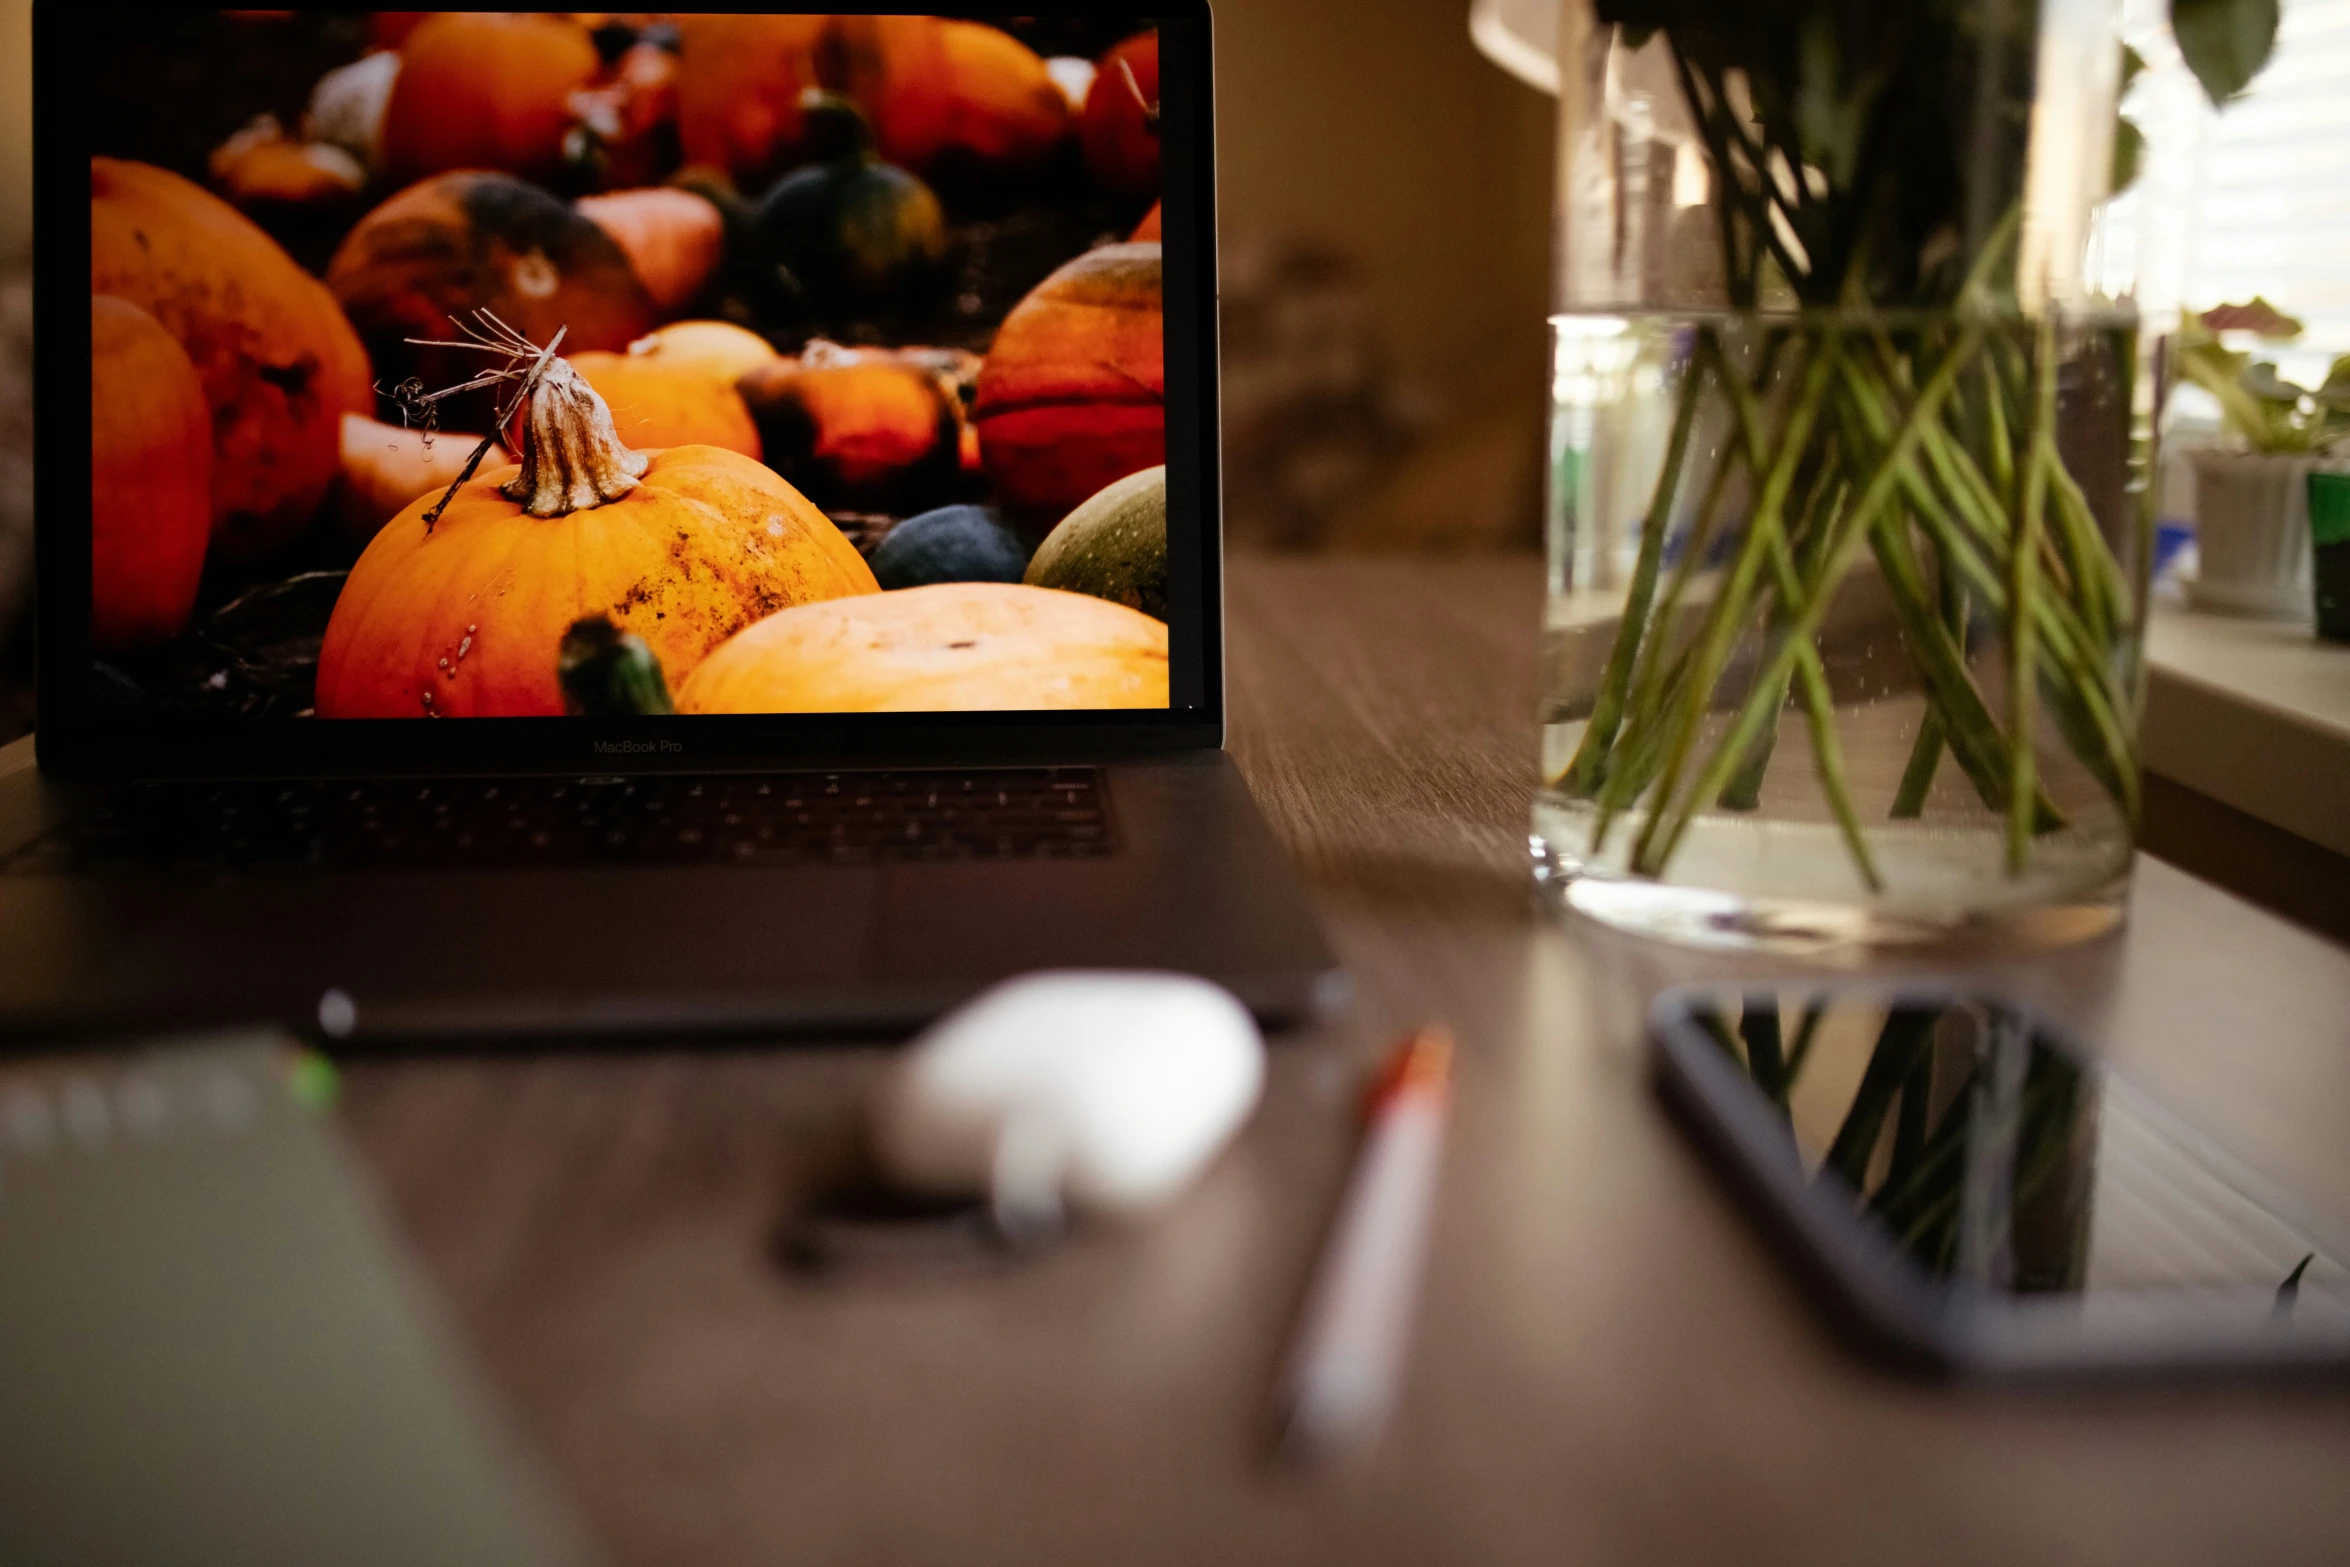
[[88, 11, 1172, 719]]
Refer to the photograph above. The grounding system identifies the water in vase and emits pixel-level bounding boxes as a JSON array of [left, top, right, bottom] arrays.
[[1531, 310, 2144, 951]]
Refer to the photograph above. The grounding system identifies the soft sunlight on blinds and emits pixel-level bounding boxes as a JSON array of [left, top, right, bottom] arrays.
[[2182, 0, 2350, 362]]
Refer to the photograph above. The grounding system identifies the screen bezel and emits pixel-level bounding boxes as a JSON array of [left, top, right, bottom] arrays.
[[39, 2, 1222, 778]]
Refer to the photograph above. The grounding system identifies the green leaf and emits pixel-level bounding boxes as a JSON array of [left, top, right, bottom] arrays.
[[2176, 320, 2284, 449], [2172, 0, 2279, 107], [2242, 361, 2308, 405], [2315, 355, 2350, 411]]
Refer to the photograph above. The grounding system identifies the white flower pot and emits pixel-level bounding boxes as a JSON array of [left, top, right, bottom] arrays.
[[2188, 451, 2350, 620]]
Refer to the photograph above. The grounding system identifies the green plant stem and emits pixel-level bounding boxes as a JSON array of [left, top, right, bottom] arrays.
[[1717, 438, 1845, 811], [1610, 338, 1843, 868], [1626, 337, 1845, 875], [2041, 443, 2130, 653], [1865, 495, 2066, 831], [1703, 359, 1880, 885], [1561, 343, 1710, 798], [1845, 335, 2136, 814], [2008, 318, 2056, 874], [1594, 329, 1789, 824], [1891, 710, 1947, 818], [1887, 1047, 1934, 1194], [1740, 1002, 1789, 1107], [1891, 552, 1965, 818], [1784, 1001, 1825, 1083], [1796, 651, 1884, 889], [1821, 1005, 1942, 1192], [1693, 1006, 1742, 1059], [1833, 367, 2075, 827], [1870, 1065, 1977, 1234], [1908, 426, 2126, 732], [1635, 327, 1983, 876], [1887, 456, 2137, 823]]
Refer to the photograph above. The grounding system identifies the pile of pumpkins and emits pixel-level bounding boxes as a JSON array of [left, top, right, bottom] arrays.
[[89, 11, 1173, 717]]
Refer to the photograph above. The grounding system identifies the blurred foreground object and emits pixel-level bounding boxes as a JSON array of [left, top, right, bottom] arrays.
[[1277, 1025, 1453, 1464], [0, 1032, 597, 1565], [868, 971, 1264, 1238]]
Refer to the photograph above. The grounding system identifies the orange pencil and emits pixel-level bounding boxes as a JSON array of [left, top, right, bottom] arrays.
[[1275, 1024, 1454, 1464]]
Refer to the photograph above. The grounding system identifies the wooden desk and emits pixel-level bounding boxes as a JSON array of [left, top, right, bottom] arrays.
[[330, 554, 2350, 1567]]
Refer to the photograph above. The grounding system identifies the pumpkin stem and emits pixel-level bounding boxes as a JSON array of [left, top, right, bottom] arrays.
[[398, 311, 593, 527], [1116, 58, 1160, 134], [502, 356, 651, 517]]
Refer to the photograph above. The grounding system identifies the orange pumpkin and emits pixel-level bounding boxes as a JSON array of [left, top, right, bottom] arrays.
[[379, 11, 600, 183], [334, 412, 507, 545], [678, 582, 1169, 713], [316, 356, 874, 719], [932, 22, 1069, 173], [558, 351, 762, 457], [575, 187, 725, 315], [209, 116, 365, 206], [736, 348, 962, 513], [674, 12, 828, 188], [821, 16, 1066, 179], [1131, 201, 1161, 242], [623, 320, 779, 386], [327, 171, 655, 431], [90, 157, 374, 562], [91, 296, 212, 650], [1082, 31, 1159, 199], [973, 242, 1164, 525]]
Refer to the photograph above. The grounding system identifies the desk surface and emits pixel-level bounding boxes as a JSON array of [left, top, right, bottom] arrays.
[[323, 554, 2350, 1567]]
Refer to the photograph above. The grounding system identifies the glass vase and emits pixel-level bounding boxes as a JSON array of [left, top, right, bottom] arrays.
[[1531, 2, 2146, 952]]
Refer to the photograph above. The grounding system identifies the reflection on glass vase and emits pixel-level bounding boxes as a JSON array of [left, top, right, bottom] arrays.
[[1532, 4, 2146, 952]]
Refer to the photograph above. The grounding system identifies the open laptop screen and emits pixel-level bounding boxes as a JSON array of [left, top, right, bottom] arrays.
[[52, 7, 1215, 768]]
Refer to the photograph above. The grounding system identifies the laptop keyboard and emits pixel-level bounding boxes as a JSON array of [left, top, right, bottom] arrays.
[[4, 769, 1113, 875]]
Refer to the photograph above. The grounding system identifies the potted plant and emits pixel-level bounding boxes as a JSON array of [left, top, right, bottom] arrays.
[[2175, 299, 2350, 618]]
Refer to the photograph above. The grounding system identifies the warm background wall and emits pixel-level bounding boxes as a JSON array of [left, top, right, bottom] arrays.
[[1217, 0, 1550, 415], [1212, 0, 1554, 549]]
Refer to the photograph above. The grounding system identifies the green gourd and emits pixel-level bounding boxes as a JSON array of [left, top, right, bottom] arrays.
[[559, 615, 675, 717], [753, 90, 947, 328], [1023, 465, 1167, 621]]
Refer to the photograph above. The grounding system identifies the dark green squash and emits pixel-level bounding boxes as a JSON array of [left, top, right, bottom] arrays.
[[752, 90, 947, 329], [1023, 465, 1166, 620], [559, 615, 675, 717], [870, 505, 1031, 590]]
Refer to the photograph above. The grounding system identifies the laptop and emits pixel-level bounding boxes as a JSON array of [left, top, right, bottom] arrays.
[[7, 3, 1340, 1044]]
